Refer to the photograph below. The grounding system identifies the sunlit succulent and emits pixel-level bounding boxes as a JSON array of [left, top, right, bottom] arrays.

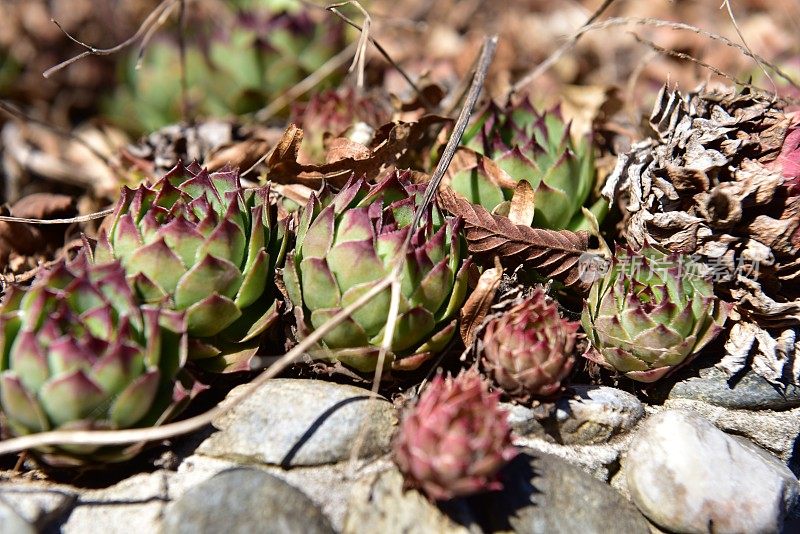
[[481, 288, 577, 401], [581, 247, 730, 382], [393, 368, 517, 500], [451, 97, 605, 231], [0, 253, 194, 466], [283, 171, 470, 374], [94, 162, 286, 372], [290, 87, 392, 164]]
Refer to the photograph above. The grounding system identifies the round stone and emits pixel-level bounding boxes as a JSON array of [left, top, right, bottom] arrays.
[[161, 468, 334, 534], [552, 386, 645, 444], [626, 410, 799, 533], [197, 379, 397, 466]]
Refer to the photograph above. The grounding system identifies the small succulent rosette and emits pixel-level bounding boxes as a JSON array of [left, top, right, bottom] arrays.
[[283, 171, 471, 375], [393, 368, 518, 500], [481, 287, 578, 401], [581, 246, 730, 382], [0, 253, 196, 466], [94, 162, 287, 372], [451, 96, 605, 231]]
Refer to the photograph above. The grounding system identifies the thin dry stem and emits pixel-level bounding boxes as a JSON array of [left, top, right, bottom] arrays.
[[513, 16, 800, 94], [328, 1, 371, 89], [326, 2, 433, 107], [346, 34, 499, 474], [0, 209, 114, 225], [631, 33, 750, 89], [512, 0, 618, 93], [720, 0, 777, 98], [44, 0, 179, 78]]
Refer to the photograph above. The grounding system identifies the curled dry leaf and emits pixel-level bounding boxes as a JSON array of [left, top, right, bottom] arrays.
[[459, 258, 504, 346], [266, 115, 451, 187], [438, 187, 589, 288]]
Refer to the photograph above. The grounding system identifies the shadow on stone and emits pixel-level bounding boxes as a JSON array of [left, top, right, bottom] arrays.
[[789, 433, 800, 478], [279, 395, 370, 468]]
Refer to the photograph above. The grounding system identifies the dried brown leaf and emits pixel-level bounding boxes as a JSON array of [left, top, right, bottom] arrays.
[[459, 259, 503, 346], [267, 116, 449, 187], [325, 137, 372, 164], [439, 188, 589, 288], [507, 180, 535, 226]]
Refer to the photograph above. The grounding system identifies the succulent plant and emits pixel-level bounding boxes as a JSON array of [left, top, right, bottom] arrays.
[[0, 253, 194, 466], [103, 7, 347, 135], [581, 247, 730, 382], [393, 368, 517, 500], [450, 97, 606, 231], [94, 162, 287, 372], [290, 87, 392, 164], [283, 171, 470, 374], [481, 288, 577, 401]]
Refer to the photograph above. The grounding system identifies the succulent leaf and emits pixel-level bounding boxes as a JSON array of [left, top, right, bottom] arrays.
[[287, 171, 470, 374], [393, 369, 517, 500], [481, 288, 578, 401], [0, 254, 193, 465], [452, 97, 603, 231], [95, 162, 284, 372], [581, 247, 730, 382]]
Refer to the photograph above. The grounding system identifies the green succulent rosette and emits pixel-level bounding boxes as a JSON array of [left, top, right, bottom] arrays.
[[0, 253, 195, 466], [581, 247, 731, 382], [284, 171, 471, 374], [94, 162, 287, 372], [451, 97, 606, 231], [103, 8, 346, 135]]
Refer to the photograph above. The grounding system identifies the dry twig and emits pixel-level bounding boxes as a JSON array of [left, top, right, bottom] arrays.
[[44, 0, 180, 78], [513, 16, 800, 95]]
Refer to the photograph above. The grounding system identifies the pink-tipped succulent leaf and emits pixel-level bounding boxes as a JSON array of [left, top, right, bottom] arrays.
[[94, 162, 287, 372], [283, 170, 471, 374], [0, 253, 195, 466], [482, 288, 577, 401], [393, 368, 518, 500], [581, 247, 730, 382]]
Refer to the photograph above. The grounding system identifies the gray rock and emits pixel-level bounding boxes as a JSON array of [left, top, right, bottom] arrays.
[[626, 410, 800, 534], [657, 365, 800, 411], [477, 450, 650, 534], [552, 386, 645, 444], [664, 399, 800, 466], [504, 403, 547, 438], [61, 471, 170, 534], [161, 468, 334, 534], [0, 484, 75, 530], [343, 467, 478, 534], [0, 497, 35, 534], [512, 434, 625, 481], [171, 453, 393, 532], [197, 379, 397, 466]]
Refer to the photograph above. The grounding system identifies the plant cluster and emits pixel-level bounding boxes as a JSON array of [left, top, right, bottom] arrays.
[[4, 81, 799, 505]]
